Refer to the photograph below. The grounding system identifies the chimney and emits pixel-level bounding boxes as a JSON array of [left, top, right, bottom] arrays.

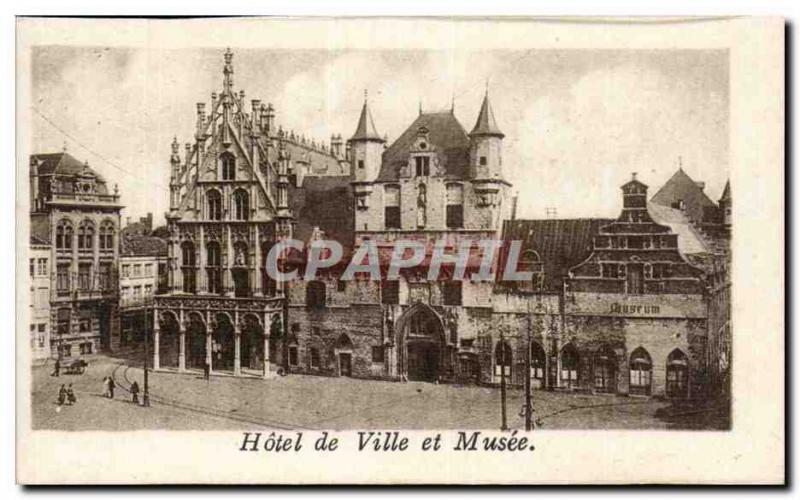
[[265, 103, 275, 134], [251, 99, 261, 129], [196, 102, 206, 138], [695, 181, 705, 191]]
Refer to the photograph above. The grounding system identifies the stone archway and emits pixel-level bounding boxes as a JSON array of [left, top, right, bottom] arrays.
[[395, 303, 447, 383], [240, 314, 264, 371], [158, 311, 181, 369], [186, 313, 207, 370], [212, 313, 235, 372]]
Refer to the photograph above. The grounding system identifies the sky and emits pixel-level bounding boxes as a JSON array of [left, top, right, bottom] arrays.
[[30, 47, 728, 226]]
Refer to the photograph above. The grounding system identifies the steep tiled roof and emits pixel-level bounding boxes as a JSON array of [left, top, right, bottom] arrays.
[[378, 111, 471, 182], [121, 235, 168, 257], [288, 175, 354, 252], [647, 202, 711, 256], [501, 218, 613, 292], [650, 168, 718, 223], [31, 152, 110, 195]]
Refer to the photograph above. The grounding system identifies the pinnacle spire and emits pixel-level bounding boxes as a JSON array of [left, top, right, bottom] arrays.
[[350, 91, 383, 142], [469, 89, 504, 138], [719, 180, 731, 202]]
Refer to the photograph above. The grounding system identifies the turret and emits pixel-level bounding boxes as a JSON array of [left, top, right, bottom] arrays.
[[719, 180, 731, 226], [348, 91, 385, 183], [169, 137, 182, 210], [620, 173, 650, 223], [469, 90, 504, 179]]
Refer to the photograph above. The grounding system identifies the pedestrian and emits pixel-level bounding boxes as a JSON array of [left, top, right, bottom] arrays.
[[108, 376, 116, 399], [130, 381, 140, 405], [102, 376, 109, 398], [51, 358, 60, 377], [57, 384, 66, 406], [66, 383, 76, 405]]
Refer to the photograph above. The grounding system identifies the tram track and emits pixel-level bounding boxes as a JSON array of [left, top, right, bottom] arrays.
[[110, 362, 313, 431]]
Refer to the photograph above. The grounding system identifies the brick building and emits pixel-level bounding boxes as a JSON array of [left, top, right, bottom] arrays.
[[29, 152, 122, 358]]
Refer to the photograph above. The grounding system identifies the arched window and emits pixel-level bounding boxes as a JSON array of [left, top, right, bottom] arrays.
[[181, 241, 196, 294], [446, 183, 464, 229], [561, 343, 579, 389], [593, 345, 617, 393], [56, 220, 73, 251], [629, 347, 652, 396], [207, 189, 222, 220], [231, 241, 250, 297], [232, 189, 249, 220], [530, 342, 546, 386], [306, 281, 326, 309], [206, 241, 221, 294], [99, 221, 114, 252], [666, 349, 689, 399], [221, 153, 236, 181], [77, 221, 95, 252], [494, 341, 512, 378]]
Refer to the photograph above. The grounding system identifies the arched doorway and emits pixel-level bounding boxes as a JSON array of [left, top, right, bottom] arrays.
[[593, 344, 617, 394], [186, 314, 206, 370], [560, 343, 579, 390], [666, 349, 689, 399], [401, 306, 445, 382], [335, 333, 354, 377], [158, 312, 180, 369], [530, 341, 546, 389], [240, 314, 264, 371], [212, 314, 235, 372], [629, 347, 653, 396]]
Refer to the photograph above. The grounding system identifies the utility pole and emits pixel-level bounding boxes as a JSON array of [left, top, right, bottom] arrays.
[[524, 303, 533, 430], [500, 330, 508, 431], [143, 304, 150, 407]]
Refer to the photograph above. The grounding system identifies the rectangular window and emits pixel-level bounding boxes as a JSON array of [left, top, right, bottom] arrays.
[[121, 286, 130, 298], [37, 324, 46, 348], [29, 259, 35, 277], [78, 263, 91, 290], [37, 287, 49, 309], [133, 285, 142, 297], [446, 184, 464, 229], [442, 281, 462, 306], [288, 346, 299, 366], [414, 156, 430, 176], [310, 347, 320, 369], [384, 185, 401, 229], [144, 284, 153, 296], [133, 264, 142, 277], [122, 265, 130, 278], [358, 160, 365, 169], [61, 344, 72, 358], [145, 263, 153, 277], [79, 318, 91, 332], [381, 280, 400, 305], [57, 264, 70, 292], [479, 156, 487, 166], [337, 281, 346, 292], [371, 346, 385, 363], [601, 263, 620, 279], [37, 258, 48, 276], [30, 324, 35, 348]]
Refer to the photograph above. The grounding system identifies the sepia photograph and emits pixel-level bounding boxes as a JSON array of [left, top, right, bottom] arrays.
[[14, 16, 783, 485]]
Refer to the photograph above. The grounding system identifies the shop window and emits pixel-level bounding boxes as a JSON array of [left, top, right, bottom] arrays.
[[530, 342, 546, 380], [560, 344, 579, 389]]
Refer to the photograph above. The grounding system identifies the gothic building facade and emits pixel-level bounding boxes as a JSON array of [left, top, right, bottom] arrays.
[[145, 49, 726, 399]]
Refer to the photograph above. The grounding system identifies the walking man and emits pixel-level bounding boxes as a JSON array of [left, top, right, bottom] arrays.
[[108, 376, 116, 399], [130, 380, 140, 405], [51, 358, 60, 377], [57, 384, 66, 406], [66, 383, 76, 405]]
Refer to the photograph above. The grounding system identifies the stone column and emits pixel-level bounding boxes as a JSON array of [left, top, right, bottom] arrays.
[[263, 312, 271, 379], [178, 326, 186, 372], [234, 326, 242, 376], [253, 231, 262, 296], [206, 311, 213, 373], [152, 309, 160, 371]]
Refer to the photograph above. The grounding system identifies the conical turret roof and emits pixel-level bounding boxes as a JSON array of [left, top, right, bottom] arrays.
[[350, 98, 384, 142], [469, 91, 504, 138], [719, 180, 731, 202]]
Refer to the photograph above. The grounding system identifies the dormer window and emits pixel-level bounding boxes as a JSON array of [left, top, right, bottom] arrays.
[[414, 156, 430, 177]]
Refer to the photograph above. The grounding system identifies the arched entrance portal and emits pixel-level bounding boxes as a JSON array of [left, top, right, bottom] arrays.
[[158, 312, 180, 368], [241, 315, 264, 371], [186, 314, 207, 370], [212, 314, 235, 372], [398, 305, 445, 382]]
